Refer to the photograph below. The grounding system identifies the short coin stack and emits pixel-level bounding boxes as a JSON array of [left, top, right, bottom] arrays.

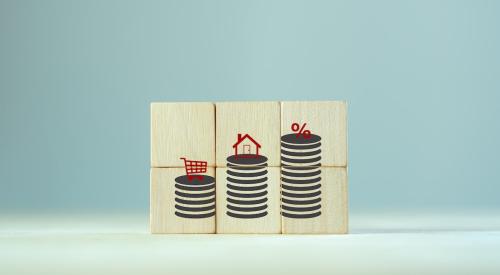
[[174, 175, 216, 219], [226, 155, 269, 219], [280, 134, 322, 218]]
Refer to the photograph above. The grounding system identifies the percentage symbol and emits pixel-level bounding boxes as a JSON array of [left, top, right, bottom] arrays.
[[291, 123, 311, 139]]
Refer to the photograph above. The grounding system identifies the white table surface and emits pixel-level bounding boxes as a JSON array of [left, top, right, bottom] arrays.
[[1, 211, 499, 275]]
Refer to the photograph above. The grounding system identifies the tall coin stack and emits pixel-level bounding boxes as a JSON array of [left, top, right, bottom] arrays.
[[174, 175, 216, 219], [280, 134, 322, 218], [226, 155, 269, 219]]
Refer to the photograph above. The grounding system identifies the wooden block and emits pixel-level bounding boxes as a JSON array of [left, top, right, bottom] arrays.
[[281, 167, 348, 234], [216, 166, 281, 233], [281, 101, 347, 167], [216, 102, 280, 167], [150, 168, 215, 233], [151, 102, 215, 167]]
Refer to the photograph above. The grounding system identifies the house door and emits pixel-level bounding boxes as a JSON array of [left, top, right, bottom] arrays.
[[243, 145, 251, 154]]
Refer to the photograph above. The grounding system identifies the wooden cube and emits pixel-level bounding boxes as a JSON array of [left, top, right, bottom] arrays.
[[151, 102, 215, 167], [216, 102, 280, 167], [281, 167, 348, 234], [216, 166, 281, 233], [281, 101, 347, 167], [150, 168, 216, 233]]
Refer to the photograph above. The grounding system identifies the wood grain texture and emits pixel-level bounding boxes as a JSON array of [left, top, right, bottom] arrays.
[[216, 102, 280, 167], [216, 167, 281, 233], [151, 102, 215, 167], [281, 167, 348, 234], [150, 168, 216, 233], [281, 101, 347, 167]]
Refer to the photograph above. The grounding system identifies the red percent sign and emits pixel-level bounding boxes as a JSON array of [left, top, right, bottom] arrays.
[[291, 123, 311, 139]]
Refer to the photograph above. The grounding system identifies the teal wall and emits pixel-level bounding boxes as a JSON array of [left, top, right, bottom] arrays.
[[1, 0, 499, 212]]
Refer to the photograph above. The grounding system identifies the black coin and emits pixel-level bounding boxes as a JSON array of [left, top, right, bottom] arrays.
[[175, 204, 215, 212], [281, 133, 321, 144], [281, 149, 321, 157], [281, 211, 321, 219], [175, 211, 215, 219], [175, 175, 215, 186], [227, 204, 268, 212], [226, 155, 268, 166], [281, 177, 321, 185], [281, 190, 321, 198], [227, 169, 268, 178], [227, 197, 268, 205], [281, 183, 321, 192], [281, 169, 321, 178], [281, 197, 321, 205], [227, 183, 268, 192], [227, 176, 268, 185], [175, 197, 215, 205], [227, 211, 268, 219], [175, 190, 215, 198], [227, 190, 267, 199], [175, 183, 215, 191]]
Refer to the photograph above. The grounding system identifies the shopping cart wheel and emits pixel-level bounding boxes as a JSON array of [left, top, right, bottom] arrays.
[[187, 175, 194, 181], [196, 175, 204, 181]]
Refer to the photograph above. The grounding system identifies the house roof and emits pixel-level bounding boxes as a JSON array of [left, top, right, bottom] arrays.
[[232, 134, 261, 148]]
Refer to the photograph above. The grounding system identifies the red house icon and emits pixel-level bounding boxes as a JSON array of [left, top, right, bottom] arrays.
[[233, 134, 261, 158]]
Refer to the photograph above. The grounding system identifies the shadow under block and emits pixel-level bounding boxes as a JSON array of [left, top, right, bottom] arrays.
[[281, 101, 347, 167], [216, 102, 281, 167], [151, 102, 215, 167], [281, 167, 348, 234], [150, 168, 216, 233], [216, 166, 281, 233]]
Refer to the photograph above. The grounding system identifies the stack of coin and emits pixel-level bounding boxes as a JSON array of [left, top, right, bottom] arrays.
[[226, 155, 269, 219], [280, 134, 322, 218], [174, 175, 216, 219]]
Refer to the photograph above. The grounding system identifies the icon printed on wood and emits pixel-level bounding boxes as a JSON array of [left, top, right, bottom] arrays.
[[281, 168, 347, 234], [175, 158, 215, 219], [215, 102, 281, 167], [281, 123, 323, 219], [226, 134, 269, 219], [233, 134, 261, 157], [150, 168, 216, 233], [151, 101, 348, 234], [280, 101, 347, 167]]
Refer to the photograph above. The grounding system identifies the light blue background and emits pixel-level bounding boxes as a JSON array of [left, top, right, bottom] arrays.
[[1, 0, 499, 213]]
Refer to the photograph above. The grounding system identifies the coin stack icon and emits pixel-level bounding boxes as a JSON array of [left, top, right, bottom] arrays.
[[226, 155, 269, 219], [280, 133, 322, 218], [174, 175, 216, 219]]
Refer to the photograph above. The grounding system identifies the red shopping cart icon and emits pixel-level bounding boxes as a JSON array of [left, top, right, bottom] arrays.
[[180, 157, 207, 181]]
